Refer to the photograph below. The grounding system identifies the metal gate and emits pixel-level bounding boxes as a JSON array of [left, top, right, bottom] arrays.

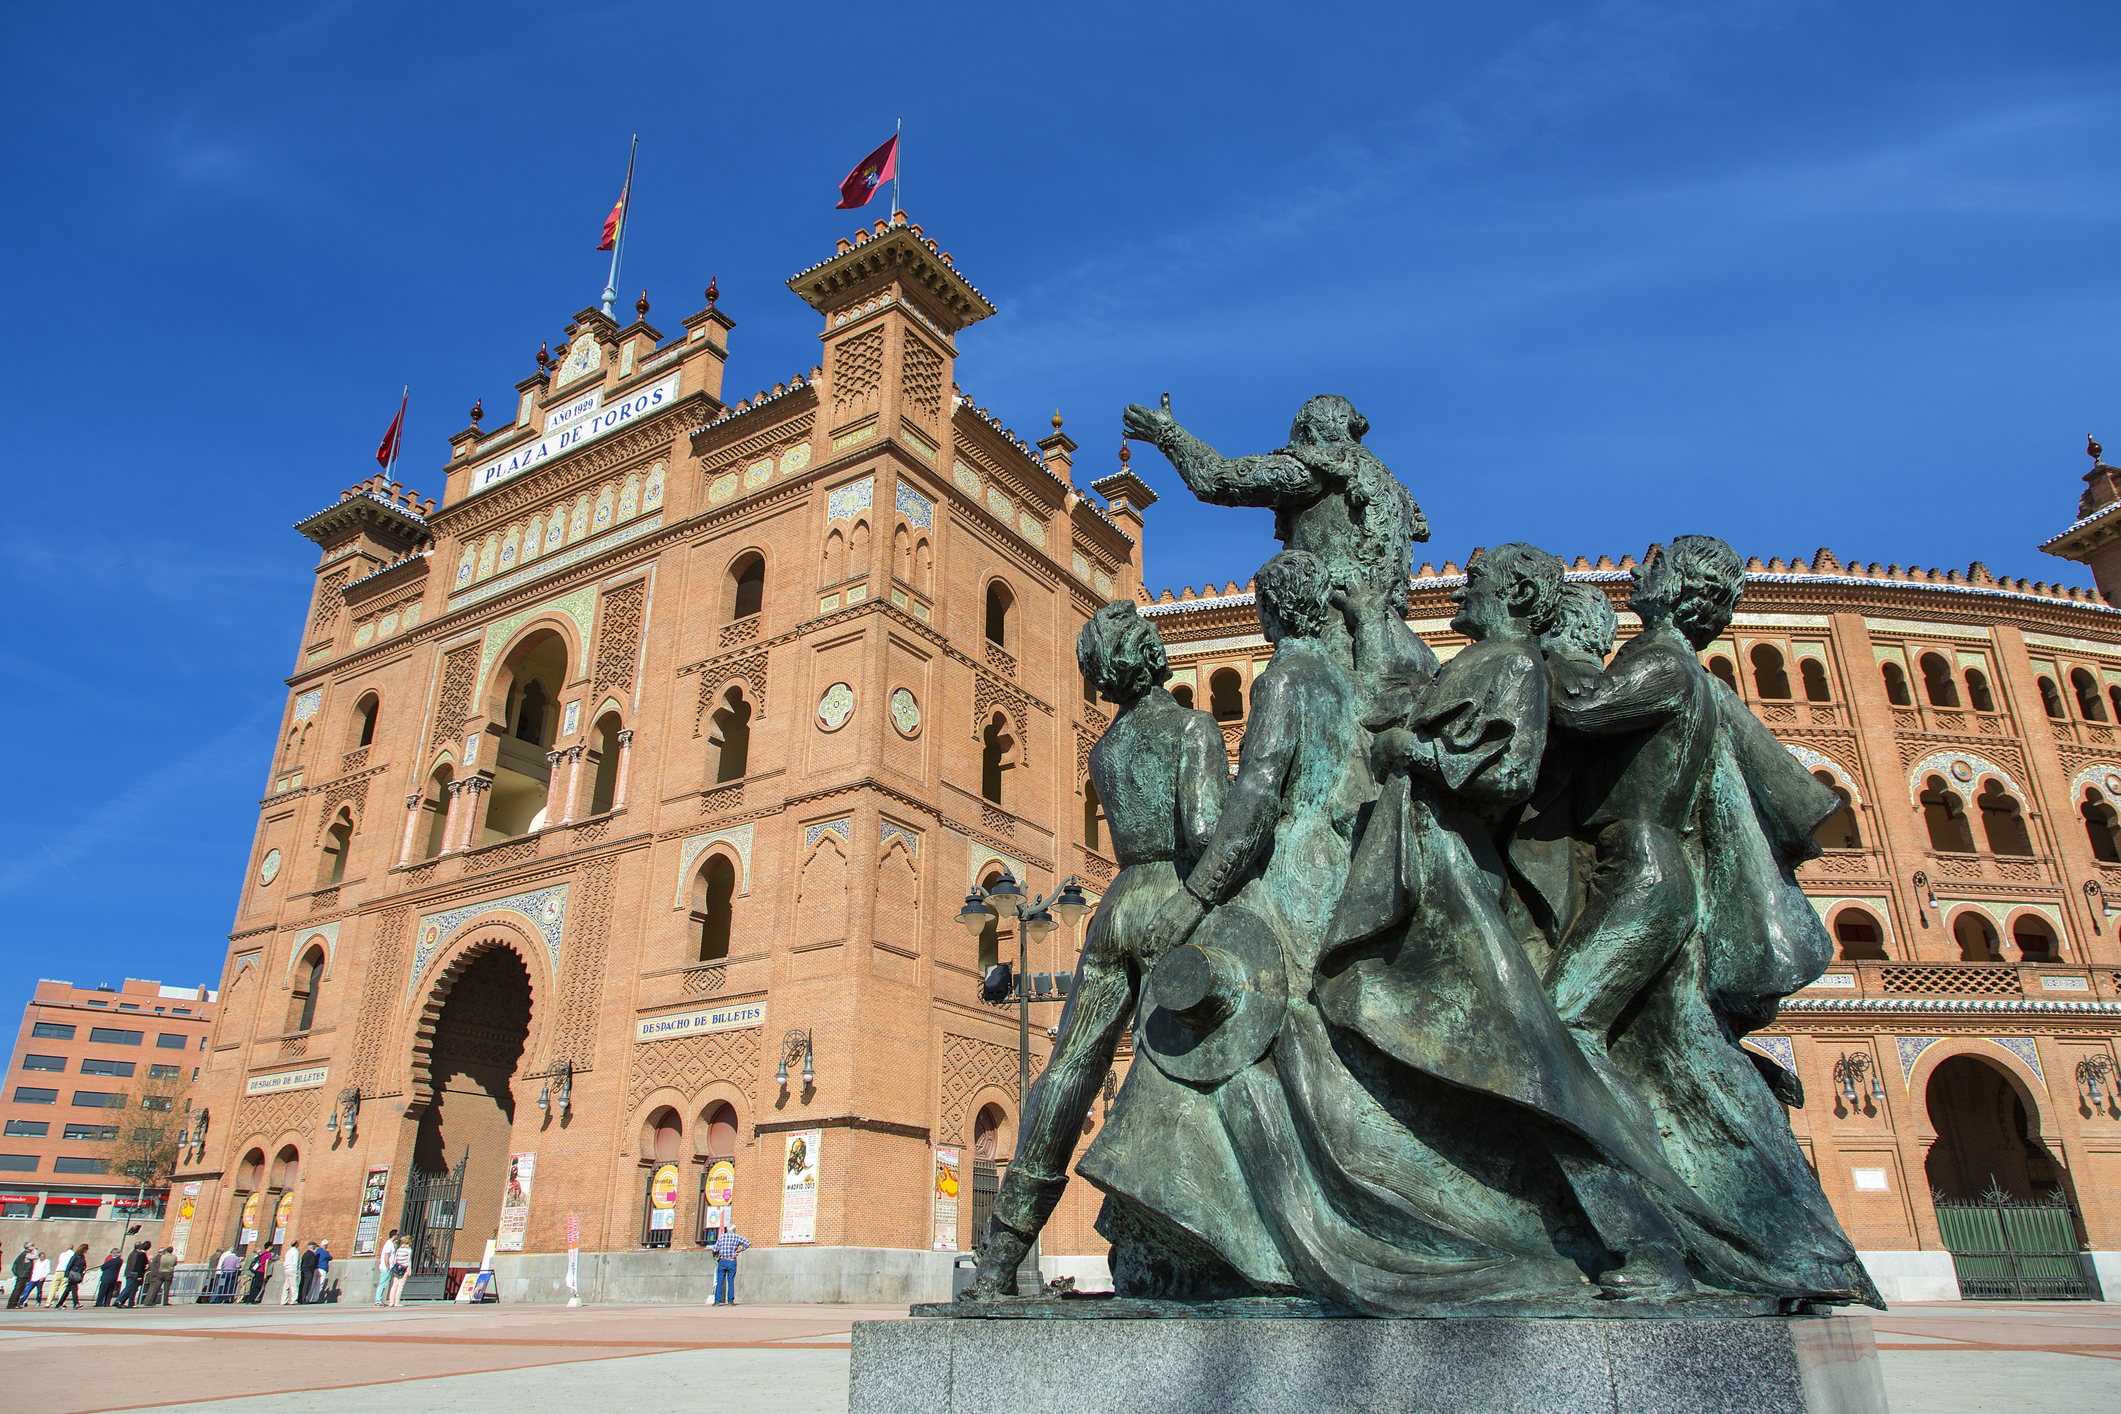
[[397, 1150, 469, 1301], [970, 1159, 999, 1247], [1934, 1182, 2092, 1300]]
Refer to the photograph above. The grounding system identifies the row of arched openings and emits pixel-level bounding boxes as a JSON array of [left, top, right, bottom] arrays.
[[1829, 904, 2057, 962], [1706, 645, 1834, 703]]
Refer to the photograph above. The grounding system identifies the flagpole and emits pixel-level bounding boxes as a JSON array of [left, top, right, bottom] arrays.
[[601, 134, 638, 318], [388, 386, 407, 476], [893, 116, 902, 218]]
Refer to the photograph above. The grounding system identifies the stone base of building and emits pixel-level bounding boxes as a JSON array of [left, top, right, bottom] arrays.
[[850, 1311, 1888, 1414], [1854, 1250, 1961, 1302]]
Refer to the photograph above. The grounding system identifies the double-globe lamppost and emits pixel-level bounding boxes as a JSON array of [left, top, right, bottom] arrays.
[[955, 869, 1090, 1285]]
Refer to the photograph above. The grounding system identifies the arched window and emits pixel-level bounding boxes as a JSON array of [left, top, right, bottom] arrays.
[[1750, 645, 1791, 700], [894, 525, 911, 583], [649, 1108, 682, 1163], [1881, 662, 1912, 706], [1921, 775, 1976, 853], [693, 855, 736, 962], [1976, 781, 2033, 856], [973, 1104, 1004, 1161], [849, 519, 871, 576], [1083, 668, 1097, 706], [588, 713, 623, 815], [422, 764, 453, 859], [1172, 684, 1195, 710], [1799, 659, 1830, 703], [1964, 669, 1996, 713], [822, 528, 845, 585], [729, 553, 765, 622], [980, 714, 1013, 805], [2083, 788, 2121, 863], [1920, 653, 1960, 708], [1832, 908, 1886, 961], [2072, 667, 2106, 721], [985, 582, 1013, 647], [976, 870, 1004, 971], [2038, 676, 2067, 719], [702, 1102, 738, 1159], [319, 810, 353, 886], [2012, 915, 2058, 963], [1084, 782, 1103, 852], [914, 538, 932, 594], [709, 688, 751, 784], [350, 693, 380, 750], [1811, 771, 1862, 849], [1209, 668, 1245, 721], [287, 947, 325, 1033], [2110, 686, 2121, 724], [514, 679, 548, 744], [1953, 912, 2000, 962]]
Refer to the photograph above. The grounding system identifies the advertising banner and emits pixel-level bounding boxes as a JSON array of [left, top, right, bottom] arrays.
[[932, 1147, 961, 1250], [239, 1191, 262, 1245], [701, 1159, 735, 1237], [272, 1190, 296, 1244], [565, 1211, 580, 1296], [497, 1153, 534, 1252], [172, 1182, 199, 1261], [648, 1162, 680, 1231], [354, 1167, 390, 1255], [779, 1131, 820, 1244]]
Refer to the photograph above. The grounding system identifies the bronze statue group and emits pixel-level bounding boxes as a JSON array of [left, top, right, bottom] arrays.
[[962, 396, 1881, 1315]]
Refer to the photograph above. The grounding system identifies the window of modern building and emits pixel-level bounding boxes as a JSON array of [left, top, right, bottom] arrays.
[[71, 1091, 122, 1108], [52, 1156, 109, 1175], [140, 1095, 174, 1112], [1750, 645, 1792, 699], [1881, 662, 1912, 706], [1964, 669, 1996, 712], [1919, 653, 1960, 707], [62, 1124, 116, 1142], [1800, 659, 1831, 702], [2038, 676, 2067, 718], [79, 1059, 136, 1078], [155, 1034, 187, 1050], [13, 1087, 57, 1105], [21, 1054, 64, 1072], [30, 1022, 75, 1041], [88, 1028, 141, 1046], [0, 1155, 37, 1171], [2072, 667, 2107, 721], [3, 1121, 49, 1138], [118, 1003, 139, 1011]]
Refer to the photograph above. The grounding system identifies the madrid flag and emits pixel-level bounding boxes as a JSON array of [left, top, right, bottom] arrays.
[[836, 134, 898, 210]]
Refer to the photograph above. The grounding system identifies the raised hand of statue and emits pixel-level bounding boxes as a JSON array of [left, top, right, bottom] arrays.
[[1122, 396, 1178, 446], [1139, 888, 1207, 962]]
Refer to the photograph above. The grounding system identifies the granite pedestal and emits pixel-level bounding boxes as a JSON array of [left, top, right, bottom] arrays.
[[850, 1308, 1888, 1414]]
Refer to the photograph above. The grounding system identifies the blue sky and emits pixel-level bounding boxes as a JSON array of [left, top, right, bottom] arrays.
[[2, 1, 2117, 1003]]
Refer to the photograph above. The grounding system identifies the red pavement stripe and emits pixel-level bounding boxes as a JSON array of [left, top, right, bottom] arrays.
[[0, 1323, 848, 1350]]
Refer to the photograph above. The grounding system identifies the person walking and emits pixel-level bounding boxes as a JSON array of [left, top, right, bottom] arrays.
[[96, 1249, 123, 1306], [146, 1247, 176, 1306], [278, 1242, 302, 1304], [117, 1243, 150, 1308], [372, 1231, 399, 1306], [242, 1244, 273, 1304], [710, 1227, 750, 1306], [25, 1249, 50, 1307], [54, 1245, 87, 1309], [384, 1237, 411, 1307], [312, 1240, 333, 1303], [7, 1242, 31, 1308]]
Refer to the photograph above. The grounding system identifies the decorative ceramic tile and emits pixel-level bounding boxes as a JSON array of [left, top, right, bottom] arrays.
[[780, 442, 811, 475], [379, 612, 401, 637], [1897, 1036, 1940, 1084], [879, 821, 920, 856], [476, 536, 497, 580], [816, 682, 855, 731], [644, 460, 666, 508], [593, 487, 614, 528], [544, 518, 565, 552], [281, 920, 341, 985], [1019, 512, 1045, 547], [896, 482, 934, 531], [1095, 571, 1114, 597], [1990, 1036, 2044, 1081], [256, 850, 282, 885], [452, 514, 661, 608], [617, 477, 639, 521], [818, 594, 839, 615], [293, 690, 322, 720], [354, 623, 376, 647], [409, 883, 570, 996], [479, 585, 597, 683], [402, 604, 422, 628], [675, 823, 755, 904], [1905, 750, 2021, 805], [456, 556, 475, 588], [832, 423, 876, 451], [568, 496, 590, 541], [562, 700, 580, 737], [464, 733, 480, 767], [953, 461, 981, 498], [966, 848, 1027, 892], [890, 687, 921, 737], [1785, 745, 1858, 800], [709, 473, 739, 504], [911, 601, 930, 622], [1073, 553, 1091, 581], [847, 584, 867, 604], [986, 486, 1013, 520], [1743, 1036, 1795, 1073], [745, 458, 774, 489], [828, 476, 875, 523], [553, 332, 601, 387], [891, 587, 907, 608], [804, 818, 851, 850]]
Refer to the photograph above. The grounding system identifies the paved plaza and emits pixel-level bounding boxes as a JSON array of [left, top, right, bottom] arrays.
[[1, 1299, 2116, 1412]]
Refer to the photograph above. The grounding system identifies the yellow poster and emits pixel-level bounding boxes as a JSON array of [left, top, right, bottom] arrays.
[[932, 1147, 960, 1251], [273, 1190, 296, 1242], [239, 1190, 262, 1242], [648, 1162, 680, 1232]]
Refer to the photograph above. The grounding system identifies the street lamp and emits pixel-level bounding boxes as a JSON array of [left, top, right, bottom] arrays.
[[1911, 871, 1939, 928], [957, 871, 1092, 1291], [776, 1030, 815, 1091], [2077, 1055, 2117, 1114], [536, 1060, 573, 1118], [1832, 1050, 1886, 1109]]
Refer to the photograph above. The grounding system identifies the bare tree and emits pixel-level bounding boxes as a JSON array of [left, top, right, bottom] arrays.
[[111, 1069, 191, 1214]]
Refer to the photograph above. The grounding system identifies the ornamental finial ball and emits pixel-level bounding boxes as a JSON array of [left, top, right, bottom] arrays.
[[1053, 409, 1064, 432], [636, 290, 649, 318], [536, 342, 549, 367], [1118, 438, 1131, 467], [2091, 434, 2104, 463], [469, 398, 483, 426], [706, 277, 719, 307]]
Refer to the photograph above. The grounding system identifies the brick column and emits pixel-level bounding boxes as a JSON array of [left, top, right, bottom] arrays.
[[558, 746, 586, 825], [439, 780, 467, 855], [453, 777, 490, 852], [396, 793, 422, 867], [542, 750, 567, 826], [612, 729, 634, 811]]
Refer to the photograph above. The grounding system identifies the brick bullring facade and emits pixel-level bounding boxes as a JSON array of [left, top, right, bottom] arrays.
[[165, 214, 2121, 1303]]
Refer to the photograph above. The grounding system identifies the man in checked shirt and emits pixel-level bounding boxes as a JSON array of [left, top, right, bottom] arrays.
[[710, 1227, 750, 1305]]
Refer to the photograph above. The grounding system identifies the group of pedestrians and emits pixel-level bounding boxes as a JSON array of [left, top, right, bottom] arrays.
[[190, 1239, 338, 1304], [6, 1241, 175, 1308]]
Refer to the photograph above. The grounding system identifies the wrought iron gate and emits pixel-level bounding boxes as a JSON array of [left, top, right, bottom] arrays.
[[398, 1150, 469, 1301], [970, 1159, 999, 1246], [1933, 1182, 2092, 1300]]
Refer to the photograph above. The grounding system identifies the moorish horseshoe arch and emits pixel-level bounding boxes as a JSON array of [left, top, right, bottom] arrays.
[[402, 924, 550, 1119]]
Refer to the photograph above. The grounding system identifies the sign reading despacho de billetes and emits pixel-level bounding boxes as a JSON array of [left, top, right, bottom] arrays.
[[468, 370, 680, 496], [244, 1065, 329, 1096], [635, 1002, 764, 1044]]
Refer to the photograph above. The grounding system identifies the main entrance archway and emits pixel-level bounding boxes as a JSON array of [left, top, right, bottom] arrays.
[[1923, 1054, 2061, 1203], [406, 945, 532, 1292]]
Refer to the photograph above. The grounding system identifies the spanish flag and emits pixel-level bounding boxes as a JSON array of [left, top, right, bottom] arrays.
[[836, 133, 898, 210], [597, 182, 628, 251]]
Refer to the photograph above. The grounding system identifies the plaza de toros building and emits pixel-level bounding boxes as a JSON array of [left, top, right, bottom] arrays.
[[167, 212, 2121, 1304]]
